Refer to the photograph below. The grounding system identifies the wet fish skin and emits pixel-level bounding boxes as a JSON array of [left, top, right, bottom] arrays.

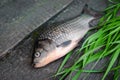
[[33, 14, 95, 68]]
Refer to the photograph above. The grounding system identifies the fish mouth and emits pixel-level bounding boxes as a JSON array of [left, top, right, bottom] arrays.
[[34, 62, 45, 68], [33, 60, 48, 68], [33, 58, 48, 68]]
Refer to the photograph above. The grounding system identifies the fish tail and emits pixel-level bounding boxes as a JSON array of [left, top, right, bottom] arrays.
[[82, 5, 104, 29]]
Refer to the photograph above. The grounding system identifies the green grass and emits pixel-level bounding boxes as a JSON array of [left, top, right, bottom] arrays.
[[56, 1, 120, 80]]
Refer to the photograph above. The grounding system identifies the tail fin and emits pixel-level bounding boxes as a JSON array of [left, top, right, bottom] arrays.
[[82, 5, 103, 28]]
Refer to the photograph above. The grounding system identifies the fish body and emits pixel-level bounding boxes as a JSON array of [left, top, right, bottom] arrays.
[[33, 14, 94, 68]]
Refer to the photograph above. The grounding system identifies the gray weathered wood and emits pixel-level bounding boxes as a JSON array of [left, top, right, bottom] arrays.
[[87, 0, 108, 12], [0, 0, 73, 57], [49, 0, 87, 23], [0, 0, 116, 80]]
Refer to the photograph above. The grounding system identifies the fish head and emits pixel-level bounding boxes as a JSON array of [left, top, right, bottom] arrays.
[[33, 39, 79, 68], [33, 39, 56, 68], [33, 48, 48, 68]]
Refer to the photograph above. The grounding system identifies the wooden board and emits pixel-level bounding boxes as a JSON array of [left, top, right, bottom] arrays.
[[87, 0, 108, 11], [0, 0, 116, 80], [0, 0, 73, 57]]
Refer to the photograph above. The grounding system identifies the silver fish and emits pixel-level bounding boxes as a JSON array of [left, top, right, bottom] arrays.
[[33, 14, 94, 68]]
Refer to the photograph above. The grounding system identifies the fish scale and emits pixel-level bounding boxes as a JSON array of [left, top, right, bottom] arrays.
[[38, 14, 94, 46]]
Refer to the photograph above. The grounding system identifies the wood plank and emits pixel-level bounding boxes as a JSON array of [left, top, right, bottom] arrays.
[[0, 0, 115, 80], [0, 0, 73, 57], [48, 0, 86, 23], [87, 0, 108, 11]]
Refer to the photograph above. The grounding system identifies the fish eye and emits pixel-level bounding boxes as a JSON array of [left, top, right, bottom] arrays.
[[35, 52, 41, 57]]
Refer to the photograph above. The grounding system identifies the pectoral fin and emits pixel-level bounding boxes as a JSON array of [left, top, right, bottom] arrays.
[[57, 40, 72, 47]]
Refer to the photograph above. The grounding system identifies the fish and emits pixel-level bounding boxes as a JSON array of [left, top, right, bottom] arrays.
[[33, 13, 95, 68]]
